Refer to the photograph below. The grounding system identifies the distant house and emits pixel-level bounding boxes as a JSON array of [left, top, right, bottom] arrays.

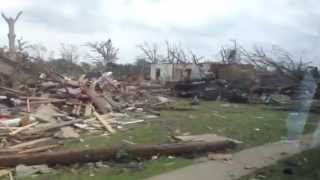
[[209, 63, 256, 82], [150, 63, 212, 82], [150, 63, 255, 82]]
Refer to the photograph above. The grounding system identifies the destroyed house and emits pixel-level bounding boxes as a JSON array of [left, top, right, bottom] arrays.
[[150, 63, 255, 82], [150, 63, 211, 82], [209, 63, 255, 80]]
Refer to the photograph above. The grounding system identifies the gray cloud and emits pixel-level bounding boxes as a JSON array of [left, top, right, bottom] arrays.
[[20, 0, 107, 33], [0, 0, 320, 64]]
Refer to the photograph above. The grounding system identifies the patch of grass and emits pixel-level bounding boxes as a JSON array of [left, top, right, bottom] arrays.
[[63, 125, 169, 150], [20, 158, 192, 180], [239, 147, 320, 180], [26, 100, 320, 180]]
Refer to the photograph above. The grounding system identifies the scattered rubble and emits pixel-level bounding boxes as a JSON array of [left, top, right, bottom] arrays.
[[15, 164, 52, 178], [56, 127, 80, 139], [0, 71, 173, 158]]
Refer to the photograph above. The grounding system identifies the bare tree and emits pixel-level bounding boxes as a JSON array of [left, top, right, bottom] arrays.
[[27, 43, 48, 61], [164, 41, 188, 64], [189, 51, 204, 64], [138, 41, 204, 64], [241, 45, 311, 81], [86, 39, 119, 67], [80, 62, 92, 73], [220, 40, 241, 64], [1, 11, 23, 53], [16, 37, 29, 53], [137, 42, 161, 64], [59, 43, 79, 63]]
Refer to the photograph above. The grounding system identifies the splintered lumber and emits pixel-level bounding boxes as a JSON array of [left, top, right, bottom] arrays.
[[93, 111, 116, 134], [8, 138, 52, 149], [83, 81, 112, 114], [29, 99, 66, 104], [118, 119, 144, 125], [84, 104, 93, 117], [9, 122, 39, 136], [47, 72, 110, 113], [18, 145, 58, 154], [27, 98, 30, 112], [0, 149, 19, 155], [31, 119, 85, 134], [0, 86, 26, 95], [0, 169, 10, 178], [8, 171, 13, 180], [173, 134, 243, 144], [0, 140, 236, 167]]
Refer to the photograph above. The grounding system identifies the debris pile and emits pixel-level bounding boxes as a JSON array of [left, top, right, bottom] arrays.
[[172, 72, 319, 105], [0, 71, 172, 154]]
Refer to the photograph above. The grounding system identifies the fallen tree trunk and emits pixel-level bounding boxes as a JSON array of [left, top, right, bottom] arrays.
[[0, 140, 236, 167]]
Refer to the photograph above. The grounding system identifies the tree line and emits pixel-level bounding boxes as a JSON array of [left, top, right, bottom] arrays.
[[1, 38, 318, 83]]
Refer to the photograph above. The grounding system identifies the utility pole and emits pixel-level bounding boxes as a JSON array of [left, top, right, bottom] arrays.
[[1, 11, 23, 54]]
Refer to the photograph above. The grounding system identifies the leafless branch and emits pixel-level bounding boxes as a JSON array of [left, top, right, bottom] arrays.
[[87, 39, 119, 66]]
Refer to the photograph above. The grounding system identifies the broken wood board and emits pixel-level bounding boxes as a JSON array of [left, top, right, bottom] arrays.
[[8, 137, 52, 149], [9, 122, 39, 136], [0, 169, 10, 178], [117, 119, 144, 125], [18, 145, 58, 154], [31, 118, 85, 134], [173, 134, 243, 144], [0, 149, 19, 155], [93, 111, 116, 134], [29, 99, 66, 104], [84, 104, 93, 117]]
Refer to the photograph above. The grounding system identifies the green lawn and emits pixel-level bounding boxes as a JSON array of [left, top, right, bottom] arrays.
[[17, 100, 320, 180]]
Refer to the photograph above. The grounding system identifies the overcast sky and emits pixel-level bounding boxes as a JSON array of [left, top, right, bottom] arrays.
[[0, 0, 320, 64]]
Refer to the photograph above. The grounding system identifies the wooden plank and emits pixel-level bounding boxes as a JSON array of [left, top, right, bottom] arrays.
[[0, 169, 10, 178], [118, 120, 144, 125], [19, 145, 58, 154], [93, 111, 116, 134], [9, 122, 39, 136], [0, 86, 26, 95], [8, 171, 13, 180], [8, 138, 51, 149], [27, 98, 30, 112], [29, 99, 66, 104], [173, 134, 243, 144], [31, 118, 85, 134], [84, 104, 93, 117], [19, 96, 60, 100]]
